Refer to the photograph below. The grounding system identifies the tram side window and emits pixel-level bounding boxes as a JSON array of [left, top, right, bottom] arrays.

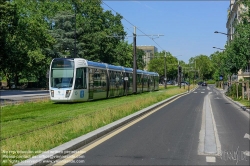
[[91, 69, 107, 89], [75, 68, 87, 89]]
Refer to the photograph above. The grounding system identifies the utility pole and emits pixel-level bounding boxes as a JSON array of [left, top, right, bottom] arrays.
[[133, 26, 137, 94], [74, 2, 77, 58], [107, 28, 164, 94], [164, 51, 167, 89]]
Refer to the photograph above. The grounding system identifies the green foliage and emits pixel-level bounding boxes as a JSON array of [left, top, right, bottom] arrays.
[[206, 80, 215, 84], [189, 55, 213, 80], [136, 48, 146, 69], [210, 51, 229, 81], [0, 0, 130, 88], [113, 41, 133, 67], [224, 0, 250, 75], [148, 51, 179, 80], [226, 83, 242, 98]]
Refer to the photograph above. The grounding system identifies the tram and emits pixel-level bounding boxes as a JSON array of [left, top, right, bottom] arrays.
[[49, 58, 159, 102]]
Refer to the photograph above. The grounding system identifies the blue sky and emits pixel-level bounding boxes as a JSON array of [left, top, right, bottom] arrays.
[[102, 0, 229, 63]]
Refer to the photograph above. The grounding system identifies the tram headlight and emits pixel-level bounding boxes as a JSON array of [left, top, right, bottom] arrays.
[[65, 90, 71, 98], [51, 90, 54, 97]]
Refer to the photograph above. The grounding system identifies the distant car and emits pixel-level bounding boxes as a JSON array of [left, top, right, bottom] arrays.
[[166, 81, 176, 85], [198, 81, 203, 85], [202, 82, 207, 86], [181, 81, 189, 86], [166, 81, 172, 85]]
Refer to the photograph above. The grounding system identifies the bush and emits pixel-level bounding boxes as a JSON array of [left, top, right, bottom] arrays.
[[226, 83, 242, 98], [206, 80, 216, 84], [215, 81, 219, 87]]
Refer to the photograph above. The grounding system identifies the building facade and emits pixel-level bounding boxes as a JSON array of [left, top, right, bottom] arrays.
[[137, 45, 158, 70], [226, 0, 250, 81]]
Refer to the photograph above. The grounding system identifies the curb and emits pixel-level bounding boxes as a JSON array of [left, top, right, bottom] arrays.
[[218, 88, 250, 113], [15, 87, 198, 166], [226, 97, 250, 113]]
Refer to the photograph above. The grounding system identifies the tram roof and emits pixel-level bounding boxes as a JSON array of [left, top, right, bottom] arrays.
[[87, 61, 107, 69], [107, 64, 124, 71], [124, 67, 133, 72]]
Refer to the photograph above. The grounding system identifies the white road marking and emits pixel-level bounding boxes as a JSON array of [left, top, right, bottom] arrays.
[[201, 92, 205, 93], [214, 97, 221, 99], [207, 87, 210, 90], [206, 156, 216, 162], [193, 92, 197, 93], [244, 133, 250, 140], [198, 94, 221, 156], [243, 151, 250, 157]]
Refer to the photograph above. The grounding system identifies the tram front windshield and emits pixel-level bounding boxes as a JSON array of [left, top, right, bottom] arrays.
[[51, 59, 74, 88]]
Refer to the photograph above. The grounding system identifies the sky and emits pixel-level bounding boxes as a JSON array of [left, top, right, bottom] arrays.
[[101, 0, 229, 63]]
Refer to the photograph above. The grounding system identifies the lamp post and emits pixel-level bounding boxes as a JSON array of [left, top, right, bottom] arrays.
[[164, 51, 167, 89], [133, 27, 137, 94], [74, 2, 77, 58]]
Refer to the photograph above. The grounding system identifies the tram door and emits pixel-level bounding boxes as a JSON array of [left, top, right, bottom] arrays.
[[89, 68, 94, 99], [108, 71, 123, 97], [109, 71, 115, 97]]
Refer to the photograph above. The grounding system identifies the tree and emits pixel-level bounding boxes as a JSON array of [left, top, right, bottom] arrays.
[[0, 0, 131, 88], [112, 41, 133, 67], [191, 55, 213, 80], [136, 48, 146, 70], [0, 0, 18, 87], [0, 0, 60, 87], [76, 0, 126, 64], [210, 51, 227, 81], [147, 51, 179, 82], [48, 11, 78, 58], [224, 0, 250, 74]]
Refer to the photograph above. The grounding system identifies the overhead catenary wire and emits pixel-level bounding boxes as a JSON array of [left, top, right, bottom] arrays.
[[101, 0, 165, 50]]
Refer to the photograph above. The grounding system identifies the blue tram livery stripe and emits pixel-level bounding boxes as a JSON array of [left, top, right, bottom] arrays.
[[80, 90, 84, 98]]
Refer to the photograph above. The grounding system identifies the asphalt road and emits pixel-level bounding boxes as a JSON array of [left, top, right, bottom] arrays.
[[54, 85, 249, 165], [0, 90, 49, 105]]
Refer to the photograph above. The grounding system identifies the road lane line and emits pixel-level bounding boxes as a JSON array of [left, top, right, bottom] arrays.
[[243, 151, 250, 157], [244, 133, 250, 140], [53, 95, 184, 166], [206, 156, 216, 162], [208, 94, 221, 155], [204, 95, 216, 154]]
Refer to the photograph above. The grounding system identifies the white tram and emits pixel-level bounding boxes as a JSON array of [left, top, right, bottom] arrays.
[[49, 58, 159, 102]]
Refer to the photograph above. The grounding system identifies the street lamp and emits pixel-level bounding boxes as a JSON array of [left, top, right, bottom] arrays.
[[214, 31, 232, 36], [213, 47, 225, 51], [214, 31, 233, 41]]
